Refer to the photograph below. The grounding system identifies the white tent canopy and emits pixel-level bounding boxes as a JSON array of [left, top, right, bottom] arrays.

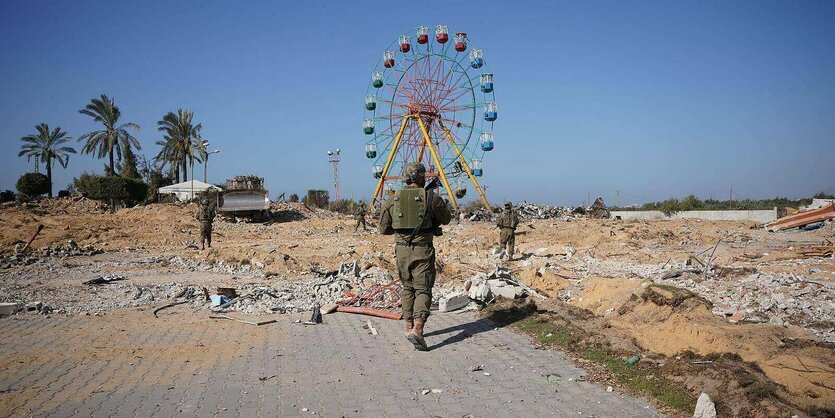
[[158, 180, 222, 202]]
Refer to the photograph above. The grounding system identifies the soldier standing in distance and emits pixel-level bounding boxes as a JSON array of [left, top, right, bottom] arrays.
[[196, 198, 216, 250], [496, 201, 519, 259], [379, 162, 451, 351], [354, 201, 368, 232]]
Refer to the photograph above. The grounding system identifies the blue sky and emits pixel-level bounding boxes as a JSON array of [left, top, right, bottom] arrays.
[[1, 0, 833, 206]]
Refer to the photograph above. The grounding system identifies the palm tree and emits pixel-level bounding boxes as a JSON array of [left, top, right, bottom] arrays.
[[78, 94, 141, 175], [154, 135, 182, 182], [18, 123, 77, 197], [156, 109, 202, 182]]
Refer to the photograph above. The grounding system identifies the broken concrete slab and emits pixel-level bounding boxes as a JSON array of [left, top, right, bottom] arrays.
[[487, 279, 524, 299], [0, 302, 20, 317], [438, 292, 469, 312]]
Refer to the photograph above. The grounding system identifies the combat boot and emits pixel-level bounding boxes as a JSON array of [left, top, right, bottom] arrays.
[[407, 318, 429, 351], [405, 319, 414, 340]]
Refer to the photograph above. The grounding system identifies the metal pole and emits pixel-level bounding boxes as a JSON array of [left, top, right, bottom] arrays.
[[191, 159, 194, 200], [415, 116, 458, 211], [369, 116, 410, 211], [204, 155, 208, 183]]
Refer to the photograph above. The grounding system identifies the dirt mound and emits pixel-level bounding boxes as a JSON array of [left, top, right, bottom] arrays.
[[0, 199, 199, 253], [533, 276, 835, 413]]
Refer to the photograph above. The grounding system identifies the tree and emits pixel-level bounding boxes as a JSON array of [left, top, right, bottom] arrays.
[[156, 109, 202, 182], [18, 123, 77, 197], [303, 189, 329, 208], [118, 146, 141, 180], [73, 172, 147, 209], [0, 190, 16, 203], [16, 172, 50, 199], [78, 94, 141, 176]]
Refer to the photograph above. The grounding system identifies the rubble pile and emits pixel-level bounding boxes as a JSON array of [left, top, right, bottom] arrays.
[[436, 267, 546, 311], [548, 253, 835, 343], [1, 240, 104, 269], [0, 260, 395, 316], [588, 197, 610, 219], [213, 261, 395, 314], [39, 240, 103, 258], [655, 264, 835, 342], [16, 196, 109, 215], [165, 255, 264, 277], [466, 208, 493, 222], [514, 202, 576, 221]]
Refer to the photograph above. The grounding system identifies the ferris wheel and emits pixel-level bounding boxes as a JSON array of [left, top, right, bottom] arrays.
[[363, 25, 497, 211]]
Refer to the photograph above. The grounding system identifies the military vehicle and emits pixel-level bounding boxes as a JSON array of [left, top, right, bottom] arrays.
[[219, 175, 270, 221]]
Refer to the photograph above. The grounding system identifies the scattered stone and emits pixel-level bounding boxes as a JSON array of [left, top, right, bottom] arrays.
[[693, 392, 716, 418]]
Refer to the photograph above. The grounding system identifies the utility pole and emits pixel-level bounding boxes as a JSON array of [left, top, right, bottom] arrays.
[[616, 189, 620, 208], [729, 187, 733, 209], [327, 149, 341, 202]]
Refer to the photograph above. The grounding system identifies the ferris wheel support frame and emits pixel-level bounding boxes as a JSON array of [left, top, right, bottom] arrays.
[[438, 120, 491, 212], [368, 113, 491, 213]]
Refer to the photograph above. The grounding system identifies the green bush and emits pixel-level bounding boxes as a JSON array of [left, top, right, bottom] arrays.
[[0, 190, 16, 203], [74, 173, 148, 206], [288, 193, 299, 203], [16, 172, 50, 199], [303, 189, 329, 209]]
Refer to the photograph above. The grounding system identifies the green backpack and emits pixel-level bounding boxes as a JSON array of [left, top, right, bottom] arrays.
[[391, 188, 434, 230]]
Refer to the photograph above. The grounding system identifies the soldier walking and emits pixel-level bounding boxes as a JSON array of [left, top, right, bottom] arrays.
[[196, 198, 216, 250], [379, 163, 451, 351], [354, 201, 368, 232], [496, 201, 519, 259]]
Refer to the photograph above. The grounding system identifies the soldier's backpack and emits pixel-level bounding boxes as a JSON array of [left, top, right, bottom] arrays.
[[391, 188, 434, 231]]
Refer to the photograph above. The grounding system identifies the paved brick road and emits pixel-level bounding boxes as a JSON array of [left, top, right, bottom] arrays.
[[0, 309, 660, 417]]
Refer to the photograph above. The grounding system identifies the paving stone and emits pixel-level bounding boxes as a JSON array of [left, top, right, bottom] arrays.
[[0, 311, 660, 417]]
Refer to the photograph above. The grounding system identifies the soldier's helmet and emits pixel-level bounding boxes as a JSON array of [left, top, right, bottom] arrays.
[[504, 201, 512, 209], [201, 198, 209, 206], [401, 162, 427, 184]]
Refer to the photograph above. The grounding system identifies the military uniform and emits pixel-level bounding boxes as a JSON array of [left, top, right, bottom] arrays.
[[196, 200, 216, 249], [379, 163, 451, 351], [354, 202, 367, 232], [496, 204, 519, 258]]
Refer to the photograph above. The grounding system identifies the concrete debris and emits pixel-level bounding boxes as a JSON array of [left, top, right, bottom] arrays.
[[1, 240, 104, 269], [514, 203, 572, 221], [588, 197, 609, 219], [24, 300, 52, 314], [656, 265, 835, 342], [0, 302, 21, 317], [766, 203, 835, 231], [438, 291, 470, 312], [83, 274, 127, 285], [693, 392, 717, 418], [0, 258, 393, 317], [466, 275, 493, 303], [552, 253, 835, 343], [489, 267, 548, 300], [488, 279, 524, 299]]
